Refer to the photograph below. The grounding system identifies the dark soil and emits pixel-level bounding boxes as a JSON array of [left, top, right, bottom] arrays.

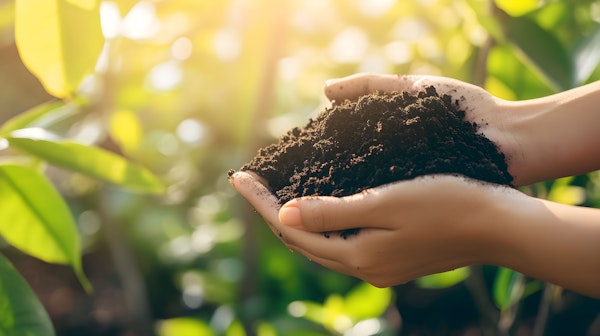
[[236, 86, 513, 236]]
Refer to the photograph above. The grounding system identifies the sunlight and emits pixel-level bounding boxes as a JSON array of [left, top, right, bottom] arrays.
[[384, 40, 412, 64], [357, 0, 396, 17], [287, 301, 307, 317], [99, 1, 120, 39], [171, 37, 193, 61], [392, 17, 428, 42], [329, 27, 369, 63], [121, 1, 159, 39], [147, 61, 183, 91], [213, 28, 241, 61], [176, 119, 206, 145], [346, 318, 382, 336]]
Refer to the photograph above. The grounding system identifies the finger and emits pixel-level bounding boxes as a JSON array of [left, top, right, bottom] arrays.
[[230, 171, 280, 221], [278, 190, 388, 233], [324, 73, 419, 103], [284, 240, 357, 277], [284, 226, 399, 283], [230, 171, 351, 248], [231, 171, 369, 276]]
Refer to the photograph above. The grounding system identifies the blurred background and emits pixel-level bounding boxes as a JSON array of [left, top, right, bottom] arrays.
[[1, 0, 599, 335]]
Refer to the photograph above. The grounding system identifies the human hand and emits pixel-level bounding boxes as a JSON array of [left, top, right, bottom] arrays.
[[230, 171, 522, 287], [232, 74, 600, 295]]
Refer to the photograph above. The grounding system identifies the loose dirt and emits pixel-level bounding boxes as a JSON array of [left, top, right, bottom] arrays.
[[235, 86, 513, 237]]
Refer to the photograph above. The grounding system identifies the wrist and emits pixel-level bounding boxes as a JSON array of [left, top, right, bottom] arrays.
[[502, 81, 600, 185], [463, 186, 532, 267]]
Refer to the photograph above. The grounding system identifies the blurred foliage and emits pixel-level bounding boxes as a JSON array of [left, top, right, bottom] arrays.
[[0, 0, 599, 335]]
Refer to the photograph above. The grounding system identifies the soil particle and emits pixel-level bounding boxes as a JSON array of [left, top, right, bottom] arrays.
[[237, 86, 513, 236]]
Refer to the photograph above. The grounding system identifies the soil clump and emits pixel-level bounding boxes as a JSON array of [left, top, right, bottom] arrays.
[[235, 86, 513, 236]]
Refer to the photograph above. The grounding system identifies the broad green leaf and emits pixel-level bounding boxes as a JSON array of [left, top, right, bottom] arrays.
[[14, 0, 104, 98], [573, 25, 600, 85], [494, 0, 539, 17], [484, 76, 517, 100], [502, 15, 573, 91], [416, 267, 471, 289], [0, 253, 55, 336], [0, 98, 85, 135], [109, 109, 142, 153], [486, 45, 555, 100], [7, 136, 164, 194], [156, 317, 215, 336], [463, 0, 503, 41], [225, 321, 246, 336], [344, 282, 392, 320], [547, 176, 586, 205], [0, 164, 90, 291], [493, 267, 524, 311], [1, 101, 64, 135], [256, 322, 277, 336]]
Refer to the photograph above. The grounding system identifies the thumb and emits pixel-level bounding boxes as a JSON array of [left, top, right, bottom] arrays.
[[324, 73, 417, 103], [278, 193, 377, 232]]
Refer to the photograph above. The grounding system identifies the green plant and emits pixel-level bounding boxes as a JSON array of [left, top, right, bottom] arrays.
[[0, 1, 163, 334], [1, 0, 598, 335]]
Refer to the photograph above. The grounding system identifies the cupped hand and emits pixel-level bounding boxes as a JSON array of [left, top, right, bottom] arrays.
[[230, 171, 522, 287], [325, 73, 529, 186]]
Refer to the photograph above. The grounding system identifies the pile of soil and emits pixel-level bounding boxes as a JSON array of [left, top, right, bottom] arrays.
[[236, 86, 513, 236]]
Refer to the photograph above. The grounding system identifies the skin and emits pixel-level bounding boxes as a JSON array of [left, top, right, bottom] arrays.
[[230, 73, 600, 298]]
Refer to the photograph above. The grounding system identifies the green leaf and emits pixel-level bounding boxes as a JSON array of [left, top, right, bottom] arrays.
[[416, 267, 471, 289], [156, 317, 215, 336], [492, 267, 524, 311], [7, 136, 164, 194], [14, 0, 104, 98], [463, 0, 503, 41], [486, 45, 555, 100], [494, 0, 540, 17], [502, 15, 573, 91], [0, 99, 85, 135], [344, 282, 392, 320], [0, 164, 90, 292], [547, 176, 586, 205], [573, 25, 600, 85], [0, 253, 55, 336]]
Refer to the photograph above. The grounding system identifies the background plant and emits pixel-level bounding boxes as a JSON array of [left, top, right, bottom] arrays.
[[0, 0, 598, 335]]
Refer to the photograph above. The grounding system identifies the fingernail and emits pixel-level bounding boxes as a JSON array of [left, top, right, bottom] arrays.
[[279, 201, 302, 228]]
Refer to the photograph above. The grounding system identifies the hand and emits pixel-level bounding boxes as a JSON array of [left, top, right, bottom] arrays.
[[232, 74, 600, 296], [230, 171, 522, 287], [324, 73, 529, 186]]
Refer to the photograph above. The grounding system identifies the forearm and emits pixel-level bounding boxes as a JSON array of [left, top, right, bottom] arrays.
[[507, 81, 600, 185], [486, 193, 600, 298]]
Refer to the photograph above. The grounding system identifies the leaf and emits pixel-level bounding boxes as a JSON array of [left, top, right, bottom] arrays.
[[109, 109, 142, 153], [0, 253, 55, 336], [486, 45, 555, 100], [492, 267, 524, 311], [0, 98, 85, 135], [463, 0, 503, 41], [501, 14, 573, 91], [572, 25, 600, 85], [0, 164, 90, 291], [7, 136, 164, 194], [547, 176, 586, 205], [416, 267, 471, 289], [494, 0, 539, 17], [156, 317, 215, 336], [14, 0, 104, 98], [344, 282, 392, 320]]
